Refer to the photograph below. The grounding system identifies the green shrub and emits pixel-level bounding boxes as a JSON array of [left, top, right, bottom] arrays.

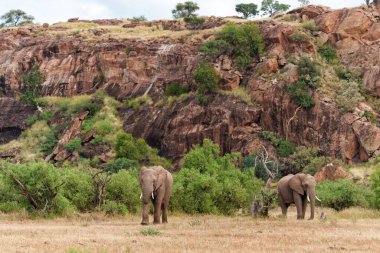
[[258, 131, 296, 157], [64, 138, 82, 153], [105, 169, 140, 213], [172, 139, 263, 215], [94, 120, 113, 135], [318, 45, 337, 63], [25, 115, 39, 126], [363, 110, 378, 124], [104, 158, 139, 173], [40, 127, 58, 155], [71, 99, 102, 117], [287, 146, 318, 173], [278, 140, 296, 157], [131, 16, 147, 22], [0, 161, 72, 215], [287, 81, 315, 108], [317, 180, 368, 211], [217, 22, 263, 70], [196, 93, 208, 105], [141, 228, 161, 236], [60, 167, 95, 211], [165, 83, 189, 97], [289, 32, 309, 43], [199, 39, 230, 58], [297, 56, 321, 87], [127, 95, 153, 110], [20, 65, 43, 105], [102, 200, 129, 215], [184, 16, 205, 28], [370, 168, 380, 210], [193, 62, 220, 94], [302, 20, 319, 31], [335, 80, 364, 111]]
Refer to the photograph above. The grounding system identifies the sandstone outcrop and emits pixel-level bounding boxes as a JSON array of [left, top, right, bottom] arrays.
[[315, 164, 352, 182]]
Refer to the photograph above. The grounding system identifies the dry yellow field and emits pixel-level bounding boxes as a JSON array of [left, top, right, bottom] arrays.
[[0, 208, 379, 253]]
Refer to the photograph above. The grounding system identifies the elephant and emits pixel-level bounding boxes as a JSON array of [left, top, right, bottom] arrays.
[[277, 173, 320, 220], [139, 166, 173, 225]]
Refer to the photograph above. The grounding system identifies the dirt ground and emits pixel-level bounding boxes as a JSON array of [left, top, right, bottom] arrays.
[[0, 208, 379, 253]]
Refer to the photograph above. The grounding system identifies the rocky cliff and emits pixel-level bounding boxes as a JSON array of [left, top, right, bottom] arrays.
[[0, 5, 379, 165]]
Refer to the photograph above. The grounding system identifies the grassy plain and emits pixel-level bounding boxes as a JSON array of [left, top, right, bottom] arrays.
[[0, 207, 379, 253]]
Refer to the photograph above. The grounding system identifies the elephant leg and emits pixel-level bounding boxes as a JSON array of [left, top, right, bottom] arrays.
[[141, 202, 150, 225], [279, 196, 288, 216], [293, 192, 303, 220], [302, 198, 307, 219], [153, 198, 162, 224], [161, 201, 168, 223]]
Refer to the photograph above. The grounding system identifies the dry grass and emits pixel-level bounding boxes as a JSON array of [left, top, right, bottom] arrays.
[[0, 208, 380, 253]]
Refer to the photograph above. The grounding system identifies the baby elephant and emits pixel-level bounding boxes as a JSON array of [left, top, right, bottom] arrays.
[[139, 166, 173, 225], [277, 173, 320, 220]]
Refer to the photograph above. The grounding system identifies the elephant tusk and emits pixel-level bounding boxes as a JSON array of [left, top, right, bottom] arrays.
[[152, 192, 154, 199], [316, 196, 322, 202], [140, 193, 142, 199], [307, 196, 310, 202]]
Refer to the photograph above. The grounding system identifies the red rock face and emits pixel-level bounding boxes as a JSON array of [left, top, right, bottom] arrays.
[[0, 6, 379, 164]]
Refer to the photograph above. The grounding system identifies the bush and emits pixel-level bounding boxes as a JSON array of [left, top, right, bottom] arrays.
[[318, 45, 337, 63], [317, 180, 368, 211], [370, 168, 380, 210], [287, 81, 315, 108], [289, 32, 309, 43], [199, 39, 230, 58], [193, 62, 220, 94], [171, 139, 263, 215], [60, 168, 95, 211], [131, 16, 146, 22], [297, 56, 320, 87], [184, 16, 205, 28], [363, 110, 377, 124], [127, 95, 153, 110], [105, 169, 140, 213], [71, 99, 102, 117], [20, 65, 43, 105], [104, 158, 139, 173], [302, 20, 319, 31], [303, 156, 333, 175], [0, 161, 72, 215], [218, 22, 263, 68], [102, 200, 129, 215], [287, 146, 318, 173], [115, 132, 149, 161], [64, 137, 82, 153], [40, 127, 58, 155], [335, 80, 364, 111], [258, 131, 296, 157], [165, 83, 189, 97]]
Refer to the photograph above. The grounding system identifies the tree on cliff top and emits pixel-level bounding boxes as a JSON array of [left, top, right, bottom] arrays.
[[235, 3, 259, 19], [0, 9, 34, 27], [172, 1, 200, 19], [260, 0, 290, 16]]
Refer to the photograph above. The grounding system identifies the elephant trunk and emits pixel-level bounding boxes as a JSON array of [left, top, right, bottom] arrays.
[[307, 187, 315, 220], [141, 184, 154, 225]]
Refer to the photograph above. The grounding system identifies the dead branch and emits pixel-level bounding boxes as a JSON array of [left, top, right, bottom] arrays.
[[285, 106, 302, 140], [10, 174, 39, 209]]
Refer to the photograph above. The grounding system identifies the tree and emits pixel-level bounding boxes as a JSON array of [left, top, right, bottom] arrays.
[[235, 3, 259, 19], [0, 9, 34, 27], [298, 0, 310, 6], [172, 1, 200, 19], [260, 0, 290, 16]]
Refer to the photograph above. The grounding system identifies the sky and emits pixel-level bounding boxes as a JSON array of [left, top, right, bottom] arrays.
[[0, 0, 366, 24]]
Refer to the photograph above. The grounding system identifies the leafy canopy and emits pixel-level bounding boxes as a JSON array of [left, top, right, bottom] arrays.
[[260, 0, 290, 16], [1, 9, 34, 27], [235, 3, 259, 19], [172, 1, 200, 19]]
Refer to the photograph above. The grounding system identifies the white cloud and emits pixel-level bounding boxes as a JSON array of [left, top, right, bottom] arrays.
[[1, 0, 366, 24]]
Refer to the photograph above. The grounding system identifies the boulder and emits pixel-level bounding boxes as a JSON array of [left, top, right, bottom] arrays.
[[315, 164, 352, 182]]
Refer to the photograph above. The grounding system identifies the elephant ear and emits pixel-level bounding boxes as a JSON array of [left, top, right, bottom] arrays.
[[289, 174, 305, 195], [154, 167, 166, 190]]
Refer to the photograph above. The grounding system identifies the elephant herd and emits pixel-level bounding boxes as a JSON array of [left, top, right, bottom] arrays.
[[139, 166, 319, 225]]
